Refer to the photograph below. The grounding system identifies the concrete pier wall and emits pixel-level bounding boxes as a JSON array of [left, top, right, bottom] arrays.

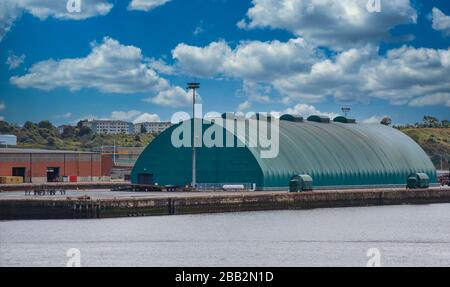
[[1, 188, 449, 220], [0, 181, 130, 192]]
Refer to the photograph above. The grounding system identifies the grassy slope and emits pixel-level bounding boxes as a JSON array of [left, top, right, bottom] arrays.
[[400, 128, 450, 170], [17, 133, 155, 151]]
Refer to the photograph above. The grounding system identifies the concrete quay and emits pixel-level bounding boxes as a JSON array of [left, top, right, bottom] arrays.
[[1, 187, 449, 220]]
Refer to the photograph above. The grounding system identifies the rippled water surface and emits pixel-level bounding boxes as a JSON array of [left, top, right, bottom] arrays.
[[1, 204, 449, 266]]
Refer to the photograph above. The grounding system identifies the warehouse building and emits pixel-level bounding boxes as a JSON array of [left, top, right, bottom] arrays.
[[131, 115, 437, 190], [0, 148, 112, 183]]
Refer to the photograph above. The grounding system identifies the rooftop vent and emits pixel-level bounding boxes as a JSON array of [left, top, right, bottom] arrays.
[[406, 173, 430, 189], [280, 114, 303, 122], [333, 116, 356, 124], [307, 115, 330, 123], [289, 174, 313, 192]]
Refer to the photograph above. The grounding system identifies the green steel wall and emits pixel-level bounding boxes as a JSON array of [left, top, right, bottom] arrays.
[[131, 122, 263, 187], [132, 119, 437, 189]]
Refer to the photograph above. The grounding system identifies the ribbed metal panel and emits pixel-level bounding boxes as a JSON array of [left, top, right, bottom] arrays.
[[131, 120, 436, 189], [248, 121, 436, 187]]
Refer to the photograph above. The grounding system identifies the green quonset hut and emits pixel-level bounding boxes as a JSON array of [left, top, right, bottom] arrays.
[[131, 116, 437, 190]]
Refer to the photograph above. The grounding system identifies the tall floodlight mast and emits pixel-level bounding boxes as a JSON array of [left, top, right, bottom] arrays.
[[187, 82, 200, 189]]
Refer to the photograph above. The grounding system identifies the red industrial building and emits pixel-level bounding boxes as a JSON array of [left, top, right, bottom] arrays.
[[0, 148, 112, 183]]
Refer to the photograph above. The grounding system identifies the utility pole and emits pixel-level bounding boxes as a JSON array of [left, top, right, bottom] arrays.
[[187, 82, 200, 189]]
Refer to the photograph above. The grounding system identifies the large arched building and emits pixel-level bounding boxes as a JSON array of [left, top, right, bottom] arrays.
[[131, 115, 437, 190]]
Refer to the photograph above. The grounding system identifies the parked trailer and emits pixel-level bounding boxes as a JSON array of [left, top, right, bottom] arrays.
[[222, 184, 245, 191], [24, 185, 66, 196], [118, 184, 185, 192]]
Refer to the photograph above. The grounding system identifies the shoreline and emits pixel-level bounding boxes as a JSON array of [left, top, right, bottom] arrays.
[[1, 187, 449, 220]]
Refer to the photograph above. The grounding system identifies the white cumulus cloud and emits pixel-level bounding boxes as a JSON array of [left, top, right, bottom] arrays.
[[173, 41, 233, 77], [408, 93, 450, 107], [146, 87, 199, 107], [11, 37, 169, 93], [172, 38, 450, 108], [273, 46, 375, 103], [10, 37, 191, 107], [81, 110, 161, 124], [111, 110, 143, 121], [361, 46, 450, 106], [133, 112, 161, 123], [173, 38, 322, 80], [237, 100, 252, 112], [128, 0, 171, 11], [6, 51, 25, 69], [430, 7, 450, 37], [283, 104, 339, 119], [238, 0, 417, 50], [111, 109, 161, 123], [362, 115, 389, 124], [0, 0, 113, 41], [240, 81, 272, 103]]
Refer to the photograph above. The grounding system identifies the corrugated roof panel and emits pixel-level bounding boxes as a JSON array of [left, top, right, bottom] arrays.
[[131, 119, 436, 189]]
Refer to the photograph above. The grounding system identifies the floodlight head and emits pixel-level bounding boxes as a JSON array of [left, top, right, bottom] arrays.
[[187, 82, 200, 89], [341, 107, 351, 116]]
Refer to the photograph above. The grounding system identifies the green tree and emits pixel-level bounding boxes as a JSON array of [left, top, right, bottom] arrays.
[[76, 120, 88, 129], [23, 121, 35, 129], [61, 126, 76, 138], [38, 120, 53, 129], [423, 116, 439, 128], [0, 121, 14, 133], [47, 137, 56, 146], [78, 126, 93, 137], [380, 117, 392, 126]]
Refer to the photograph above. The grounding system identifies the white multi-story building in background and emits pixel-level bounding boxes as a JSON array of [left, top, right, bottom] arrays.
[[82, 120, 134, 134], [134, 122, 172, 134]]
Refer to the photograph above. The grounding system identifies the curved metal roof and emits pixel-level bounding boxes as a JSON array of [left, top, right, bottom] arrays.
[[132, 119, 436, 189], [243, 121, 436, 187]]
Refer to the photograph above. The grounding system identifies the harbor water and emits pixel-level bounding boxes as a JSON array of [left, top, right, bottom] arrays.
[[1, 204, 449, 266]]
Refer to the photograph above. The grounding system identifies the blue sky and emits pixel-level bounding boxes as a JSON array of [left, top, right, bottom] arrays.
[[0, 0, 449, 126]]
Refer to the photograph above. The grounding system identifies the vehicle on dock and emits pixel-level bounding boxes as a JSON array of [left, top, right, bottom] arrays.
[[438, 173, 450, 186], [24, 185, 66, 196], [112, 184, 189, 192]]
